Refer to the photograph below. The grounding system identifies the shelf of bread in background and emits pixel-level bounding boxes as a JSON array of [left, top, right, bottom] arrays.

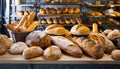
[[10, 10, 32, 17], [38, 7, 82, 16], [11, 4, 34, 7]]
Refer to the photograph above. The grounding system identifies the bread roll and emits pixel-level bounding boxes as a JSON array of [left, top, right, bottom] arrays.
[[22, 46, 44, 59], [74, 8, 80, 14], [25, 31, 51, 48], [70, 18, 76, 24], [45, 24, 66, 35], [44, 45, 62, 60], [62, 0, 68, 3], [53, 17, 59, 24], [57, 8, 63, 14], [70, 0, 77, 3], [24, 10, 30, 15], [9, 42, 28, 55], [46, 8, 52, 14], [65, 18, 71, 24], [103, 29, 113, 35], [45, 0, 51, 3], [70, 24, 91, 35], [51, 8, 57, 14], [63, 8, 68, 14], [59, 18, 65, 24], [68, 8, 74, 14], [0, 34, 13, 55], [111, 50, 120, 60], [40, 18, 47, 24], [54, 0, 60, 3], [50, 36, 82, 57], [40, 8, 46, 14], [47, 17, 53, 24], [76, 17, 82, 24], [16, 10, 24, 15]]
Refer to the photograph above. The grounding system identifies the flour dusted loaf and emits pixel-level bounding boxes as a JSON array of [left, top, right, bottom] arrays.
[[25, 31, 51, 48], [111, 50, 120, 60], [9, 42, 28, 55], [44, 45, 62, 60], [50, 36, 82, 57], [0, 34, 13, 55], [22, 46, 44, 59]]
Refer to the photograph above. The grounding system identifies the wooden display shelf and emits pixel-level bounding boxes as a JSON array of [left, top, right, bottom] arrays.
[[87, 4, 105, 7], [0, 53, 119, 64], [11, 4, 34, 7], [86, 15, 106, 18], [38, 13, 82, 16], [37, 2, 82, 5]]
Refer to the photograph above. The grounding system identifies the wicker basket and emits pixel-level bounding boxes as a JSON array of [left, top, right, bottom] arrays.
[[12, 32, 30, 42]]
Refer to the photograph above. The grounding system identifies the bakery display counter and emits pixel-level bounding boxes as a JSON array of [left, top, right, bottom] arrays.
[[0, 53, 118, 64]]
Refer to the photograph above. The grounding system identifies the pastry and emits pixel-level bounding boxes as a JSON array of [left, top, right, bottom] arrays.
[[16, 10, 24, 15], [45, 24, 70, 36], [24, 10, 30, 15], [53, 17, 59, 24], [46, 8, 52, 14], [70, 0, 77, 3], [40, 18, 47, 24], [70, 18, 76, 24], [59, 18, 65, 24], [51, 8, 57, 14], [0, 34, 13, 55], [22, 46, 44, 59], [76, 17, 82, 24], [68, 7, 74, 14], [45, 0, 51, 3], [72, 37, 104, 59], [73, 8, 80, 14], [9, 42, 28, 55], [47, 17, 53, 24], [111, 50, 120, 60], [62, 0, 68, 3], [50, 36, 82, 57], [65, 18, 71, 24], [25, 31, 51, 48], [44, 45, 62, 60], [70, 24, 91, 35], [57, 8, 63, 14], [63, 8, 68, 14], [39, 8, 46, 14]]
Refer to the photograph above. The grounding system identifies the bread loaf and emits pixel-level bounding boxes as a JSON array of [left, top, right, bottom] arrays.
[[54, 0, 60, 3], [40, 18, 47, 24], [68, 8, 74, 14], [72, 37, 104, 59], [70, 24, 91, 35], [9, 42, 28, 55], [51, 8, 57, 14], [63, 8, 68, 14], [47, 17, 53, 24], [22, 46, 44, 59], [53, 17, 59, 24], [50, 36, 82, 57], [76, 17, 82, 24], [65, 18, 71, 24], [57, 8, 63, 14], [103, 29, 113, 35], [24, 10, 30, 15], [62, 0, 68, 3], [45, 0, 51, 3], [44, 45, 62, 60], [46, 8, 52, 14], [70, 0, 77, 3], [16, 10, 24, 15], [27, 21, 39, 32], [25, 31, 51, 48], [59, 18, 65, 24], [111, 50, 120, 60], [70, 18, 76, 24], [40, 8, 46, 14], [74, 8, 80, 14]]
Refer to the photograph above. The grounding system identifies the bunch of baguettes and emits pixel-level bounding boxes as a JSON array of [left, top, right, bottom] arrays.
[[7, 11, 39, 32]]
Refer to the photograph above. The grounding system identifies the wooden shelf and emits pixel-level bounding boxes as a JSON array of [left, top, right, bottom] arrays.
[[38, 13, 82, 16], [0, 53, 119, 64], [87, 4, 105, 7], [11, 4, 34, 7], [37, 2, 82, 5], [86, 15, 106, 18]]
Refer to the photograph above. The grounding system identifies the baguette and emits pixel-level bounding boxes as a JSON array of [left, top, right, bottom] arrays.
[[27, 21, 39, 32], [26, 11, 36, 28], [50, 36, 82, 57]]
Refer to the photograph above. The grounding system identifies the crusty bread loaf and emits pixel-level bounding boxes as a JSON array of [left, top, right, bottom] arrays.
[[76, 17, 82, 24], [22, 46, 44, 59], [68, 8, 74, 14], [46, 8, 52, 14], [63, 8, 68, 14], [73, 8, 80, 14], [9, 42, 28, 55], [70, 24, 91, 35], [62, 0, 68, 3], [27, 21, 39, 32], [111, 50, 120, 60], [54, 0, 60, 3], [40, 18, 47, 24], [50, 36, 82, 57], [25, 31, 51, 48], [70, 0, 77, 3], [45, 0, 51, 3], [57, 8, 63, 14], [24, 10, 30, 15], [44, 45, 62, 60], [65, 18, 71, 24], [51, 8, 57, 14], [59, 18, 65, 24], [70, 18, 76, 24], [47, 17, 53, 24], [16, 10, 24, 15], [40, 8, 46, 14], [53, 17, 59, 24], [72, 37, 104, 59]]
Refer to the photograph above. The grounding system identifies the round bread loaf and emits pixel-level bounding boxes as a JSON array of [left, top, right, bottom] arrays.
[[25, 31, 51, 48], [9, 42, 28, 55], [51, 8, 57, 14], [70, 18, 76, 24], [57, 8, 63, 14], [70, 0, 77, 3], [68, 8, 74, 14], [73, 8, 80, 14], [45, 0, 51, 3], [46, 8, 52, 14], [63, 8, 68, 14], [44, 45, 62, 60], [65, 18, 71, 24], [40, 18, 47, 24], [40, 8, 46, 14], [53, 17, 59, 24], [59, 18, 65, 24], [47, 17, 53, 24], [111, 50, 120, 60]]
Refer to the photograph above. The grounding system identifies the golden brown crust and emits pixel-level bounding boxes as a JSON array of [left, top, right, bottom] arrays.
[[59, 18, 65, 24], [16, 10, 24, 15], [76, 17, 82, 24], [40, 18, 47, 24], [57, 8, 63, 14], [70, 18, 76, 24], [70, 0, 78, 3], [65, 18, 71, 24], [46, 8, 52, 14], [73, 8, 80, 14], [40, 8, 46, 14], [53, 17, 59, 24], [47, 17, 53, 24], [68, 7, 74, 14], [45, 0, 51, 3], [63, 8, 68, 14], [62, 0, 68, 3]]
